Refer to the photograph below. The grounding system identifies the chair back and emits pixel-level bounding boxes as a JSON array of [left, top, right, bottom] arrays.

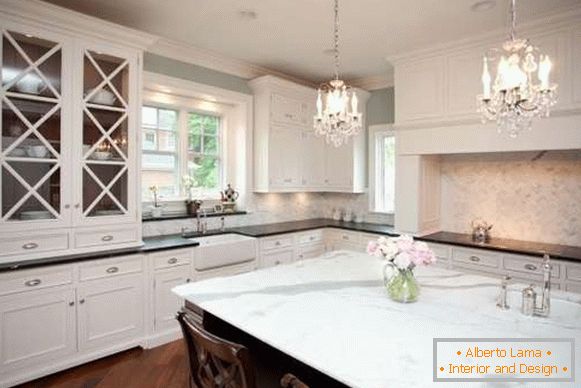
[[177, 311, 256, 388]]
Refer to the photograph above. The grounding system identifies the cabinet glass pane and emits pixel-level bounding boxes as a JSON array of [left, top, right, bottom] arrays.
[[83, 165, 127, 217], [2, 31, 61, 99], [2, 162, 60, 220], [83, 51, 128, 108], [2, 98, 61, 158], [82, 108, 128, 161]]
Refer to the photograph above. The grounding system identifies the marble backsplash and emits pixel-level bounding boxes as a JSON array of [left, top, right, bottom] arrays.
[[440, 150, 581, 246], [142, 192, 394, 237]]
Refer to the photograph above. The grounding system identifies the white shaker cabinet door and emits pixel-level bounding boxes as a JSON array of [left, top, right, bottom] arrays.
[[301, 130, 326, 188], [325, 142, 352, 190], [154, 267, 191, 333], [269, 124, 301, 188], [77, 273, 144, 352], [0, 288, 76, 373]]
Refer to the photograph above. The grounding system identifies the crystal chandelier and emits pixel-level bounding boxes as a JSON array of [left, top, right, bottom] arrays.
[[477, 0, 557, 137], [314, 0, 362, 147]]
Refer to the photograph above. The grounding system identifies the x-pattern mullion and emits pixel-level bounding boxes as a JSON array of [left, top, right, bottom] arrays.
[[2, 97, 61, 158], [84, 107, 128, 161], [83, 164, 128, 216], [1, 160, 60, 220], [83, 51, 128, 108], [2, 32, 61, 98]]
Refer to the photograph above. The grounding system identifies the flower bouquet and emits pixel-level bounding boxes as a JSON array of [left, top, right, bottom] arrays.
[[367, 235, 436, 303]]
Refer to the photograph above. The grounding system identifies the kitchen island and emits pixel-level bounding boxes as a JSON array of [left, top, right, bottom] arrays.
[[173, 251, 581, 388]]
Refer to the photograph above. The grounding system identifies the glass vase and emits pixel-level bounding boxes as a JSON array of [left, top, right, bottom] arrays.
[[383, 263, 420, 303]]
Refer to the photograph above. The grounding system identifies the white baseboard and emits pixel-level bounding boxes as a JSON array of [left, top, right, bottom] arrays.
[[144, 329, 182, 349]]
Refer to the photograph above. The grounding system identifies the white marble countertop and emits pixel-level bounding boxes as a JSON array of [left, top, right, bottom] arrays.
[[173, 251, 581, 388]]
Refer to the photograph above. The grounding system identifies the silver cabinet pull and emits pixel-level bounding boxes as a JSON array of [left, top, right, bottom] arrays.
[[74, 204, 80, 209], [524, 264, 538, 271], [275, 241, 281, 246], [69, 301, 75, 306], [25, 279, 41, 287], [469, 256, 481, 262], [64, 204, 71, 209], [309, 236, 315, 241], [274, 260, 281, 265], [167, 258, 178, 264], [101, 235, 114, 242], [283, 178, 292, 183], [186, 278, 191, 283], [22, 242, 38, 250], [106, 266, 119, 274], [79, 299, 85, 304], [342, 235, 349, 240]]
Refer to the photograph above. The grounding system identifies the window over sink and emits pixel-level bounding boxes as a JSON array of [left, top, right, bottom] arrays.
[[369, 125, 395, 214], [141, 106, 223, 202]]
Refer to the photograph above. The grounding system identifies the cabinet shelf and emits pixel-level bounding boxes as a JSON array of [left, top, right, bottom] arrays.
[[85, 102, 126, 113], [3, 156, 58, 163], [84, 159, 126, 165], [5, 91, 60, 104]]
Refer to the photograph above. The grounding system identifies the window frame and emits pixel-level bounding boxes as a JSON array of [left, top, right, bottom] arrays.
[[141, 103, 224, 202], [368, 124, 396, 214]]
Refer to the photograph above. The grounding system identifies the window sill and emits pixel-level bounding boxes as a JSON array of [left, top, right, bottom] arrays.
[[142, 210, 247, 222]]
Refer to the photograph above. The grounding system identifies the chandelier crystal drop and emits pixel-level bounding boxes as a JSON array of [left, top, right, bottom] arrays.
[[314, 0, 362, 147], [477, 0, 557, 138]]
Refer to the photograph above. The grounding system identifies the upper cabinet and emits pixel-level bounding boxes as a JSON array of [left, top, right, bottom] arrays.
[[391, 18, 581, 129], [249, 76, 368, 193], [0, 1, 156, 262]]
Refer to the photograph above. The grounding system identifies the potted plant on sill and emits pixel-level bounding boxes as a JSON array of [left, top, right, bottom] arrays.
[[148, 185, 163, 218], [183, 175, 202, 215]]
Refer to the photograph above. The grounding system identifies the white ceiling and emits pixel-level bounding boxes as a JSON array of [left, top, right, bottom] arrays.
[[43, 0, 581, 83]]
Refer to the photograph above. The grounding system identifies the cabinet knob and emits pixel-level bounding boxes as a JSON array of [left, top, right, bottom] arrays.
[[64, 204, 71, 209], [284, 178, 292, 183], [22, 242, 38, 250], [275, 260, 281, 265], [524, 264, 538, 271], [101, 235, 114, 242], [79, 299, 85, 304], [275, 241, 281, 246], [69, 301, 75, 306], [186, 278, 191, 283], [469, 256, 481, 262], [74, 204, 80, 209], [24, 279, 41, 287], [106, 266, 119, 274], [168, 258, 178, 264]]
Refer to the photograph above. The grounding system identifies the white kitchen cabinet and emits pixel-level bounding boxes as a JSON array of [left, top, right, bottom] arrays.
[[249, 75, 368, 193], [154, 267, 191, 333], [0, 288, 76, 374], [296, 243, 325, 260], [301, 130, 326, 188], [0, 5, 151, 263], [269, 124, 302, 189], [77, 273, 144, 352], [261, 248, 295, 268]]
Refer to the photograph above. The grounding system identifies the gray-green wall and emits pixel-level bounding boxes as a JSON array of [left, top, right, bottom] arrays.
[[144, 53, 395, 125], [366, 87, 395, 126], [143, 53, 252, 95]]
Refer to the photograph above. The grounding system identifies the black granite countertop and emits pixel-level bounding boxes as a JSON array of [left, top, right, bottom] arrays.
[[2, 219, 579, 272], [417, 231, 581, 263]]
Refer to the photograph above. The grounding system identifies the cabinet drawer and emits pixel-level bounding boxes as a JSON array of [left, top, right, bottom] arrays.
[[74, 227, 139, 249], [261, 249, 294, 268], [261, 236, 294, 251], [452, 247, 500, 269], [565, 263, 581, 282], [0, 232, 69, 258], [297, 243, 325, 260], [565, 283, 581, 294], [152, 249, 193, 270], [297, 230, 324, 245], [329, 230, 360, 243], [503, 254, 560, 278], [427, 243, 451, 262], [79, 255, 143, 282], [0, 266, 73, 296]]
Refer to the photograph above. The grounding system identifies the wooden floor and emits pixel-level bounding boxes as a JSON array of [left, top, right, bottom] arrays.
[[17, 341, 189, 388]]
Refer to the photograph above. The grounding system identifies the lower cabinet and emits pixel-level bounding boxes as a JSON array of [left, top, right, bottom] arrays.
[[77, 274, 144, 352], [261, 248, 294, 268], [153, 266, 192, 333], [0, 288, 77, 374]]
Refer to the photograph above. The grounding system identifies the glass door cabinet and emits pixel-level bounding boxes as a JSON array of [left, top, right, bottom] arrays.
[[1, 28, 70, 229]]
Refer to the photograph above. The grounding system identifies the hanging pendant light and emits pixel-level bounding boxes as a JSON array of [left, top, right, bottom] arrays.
[[313, 0, 362, 147], [477, 0, 558, 137]]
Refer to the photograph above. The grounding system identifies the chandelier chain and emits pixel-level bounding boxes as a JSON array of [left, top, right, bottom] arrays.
[[509, 0, 517, 41], [333, 0, 340, 80]]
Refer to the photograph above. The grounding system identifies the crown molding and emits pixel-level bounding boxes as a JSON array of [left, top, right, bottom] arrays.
[[149, 38, 318, 88], [347, 73, 394, 91], [386, 5, 581, 65], [0, 0, 158, 49]]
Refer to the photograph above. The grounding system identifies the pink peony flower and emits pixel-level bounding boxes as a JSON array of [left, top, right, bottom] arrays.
[[367, 240, 380, 256], [396, 235, 414, 253]]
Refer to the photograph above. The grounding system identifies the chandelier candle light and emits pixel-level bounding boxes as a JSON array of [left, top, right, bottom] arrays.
[[477, 0, 557, 137], [314, 0, 362, 147]]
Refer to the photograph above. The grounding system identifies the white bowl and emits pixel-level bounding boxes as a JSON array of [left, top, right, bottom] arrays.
[[26, 145, 49, 158], [10, 147, 26, 157], [20, 210, 52, 220], [92, 151, 112, 160], [89, 89, 116, 105]]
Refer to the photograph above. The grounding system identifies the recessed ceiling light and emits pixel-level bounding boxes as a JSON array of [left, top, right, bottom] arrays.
[[238, 9, 257, 20], [471, 0, 496, 12]]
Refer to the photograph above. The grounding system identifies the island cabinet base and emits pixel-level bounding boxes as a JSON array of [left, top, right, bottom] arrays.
[[184, 303, 349, 388]]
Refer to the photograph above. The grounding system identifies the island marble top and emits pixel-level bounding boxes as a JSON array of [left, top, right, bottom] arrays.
[[173, 251, 581, 388]]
